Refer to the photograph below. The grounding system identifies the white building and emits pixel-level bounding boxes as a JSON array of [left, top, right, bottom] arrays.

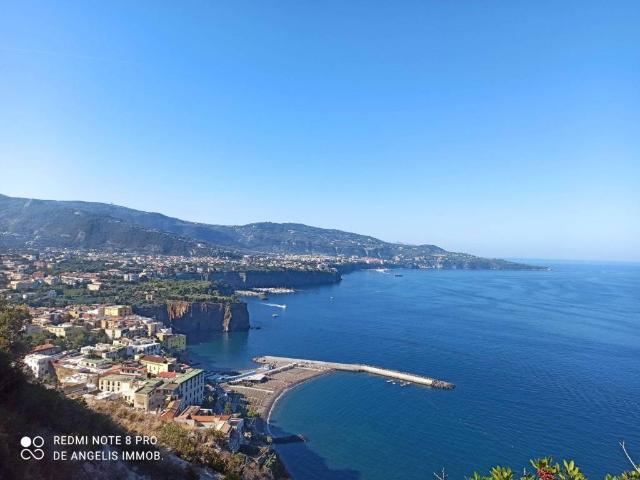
[[24, 353, 55, 379], [128, 340, 161, 356], [174, 369, 205, 406]]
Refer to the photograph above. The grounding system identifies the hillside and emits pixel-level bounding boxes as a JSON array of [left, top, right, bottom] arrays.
[[0, 194, 233, 257], [28, 197, 446, 258], [0, 194, 539, 269]]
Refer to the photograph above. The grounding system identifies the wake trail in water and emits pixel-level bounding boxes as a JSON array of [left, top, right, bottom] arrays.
[[264, 303, 287, 309]]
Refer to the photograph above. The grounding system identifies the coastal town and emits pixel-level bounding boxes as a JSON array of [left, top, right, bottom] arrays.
[[0, 248, 396, 479]]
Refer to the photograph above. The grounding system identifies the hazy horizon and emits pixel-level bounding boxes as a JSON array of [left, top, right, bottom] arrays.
[[2, 2, 638, 261]]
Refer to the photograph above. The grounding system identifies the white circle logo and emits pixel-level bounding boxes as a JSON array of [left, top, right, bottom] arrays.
[[20, 436, 44, 460]]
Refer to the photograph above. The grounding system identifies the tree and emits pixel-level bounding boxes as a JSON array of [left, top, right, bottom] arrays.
[[0, 299, 30, 360], [64, 328, 90, 349]]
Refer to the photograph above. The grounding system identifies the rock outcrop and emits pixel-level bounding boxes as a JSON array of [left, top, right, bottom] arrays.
[[134, 301, 250, 333]]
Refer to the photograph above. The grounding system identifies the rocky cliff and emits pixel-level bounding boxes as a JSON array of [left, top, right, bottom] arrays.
[[134, 301, 250, 333]]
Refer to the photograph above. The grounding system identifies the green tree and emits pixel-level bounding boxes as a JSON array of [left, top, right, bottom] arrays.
[[0, 299, 30, 359]]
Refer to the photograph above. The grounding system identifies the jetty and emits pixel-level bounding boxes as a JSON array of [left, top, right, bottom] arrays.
[[253, 355, 455, 390]]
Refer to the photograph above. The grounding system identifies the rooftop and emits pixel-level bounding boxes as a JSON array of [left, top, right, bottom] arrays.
[[175, 368, 204, 385], [140, 355, 171, 364], [100, 374, 140, 383]]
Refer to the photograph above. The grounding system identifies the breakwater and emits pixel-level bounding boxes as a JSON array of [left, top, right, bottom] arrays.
[[253, 355, 455, 389]]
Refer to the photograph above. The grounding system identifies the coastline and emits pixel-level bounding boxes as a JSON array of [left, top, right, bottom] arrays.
[[265, 369, 331, 435]]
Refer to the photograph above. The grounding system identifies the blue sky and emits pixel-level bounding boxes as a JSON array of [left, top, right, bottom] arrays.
[[1, 1, 638, 261]]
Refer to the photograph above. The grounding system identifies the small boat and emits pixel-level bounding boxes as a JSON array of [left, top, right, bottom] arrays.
[[272, 313, 279, 318], [386, 379, 393, 383]]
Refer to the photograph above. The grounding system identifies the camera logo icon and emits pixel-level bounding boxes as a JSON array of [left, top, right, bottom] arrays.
[[20, 436, 44, 460]]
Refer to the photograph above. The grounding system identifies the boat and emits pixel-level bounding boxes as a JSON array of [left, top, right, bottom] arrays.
[[272, 313, 279, 317], [394, 274, 403, 277]]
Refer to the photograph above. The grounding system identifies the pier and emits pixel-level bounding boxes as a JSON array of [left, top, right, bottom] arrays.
[[253, 355, 455, 389]]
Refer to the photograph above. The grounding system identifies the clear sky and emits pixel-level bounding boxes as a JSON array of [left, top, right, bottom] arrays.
[[1, 1, 638, 261]]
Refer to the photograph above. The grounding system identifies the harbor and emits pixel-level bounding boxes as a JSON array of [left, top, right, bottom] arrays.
[[253, 355, 455, 389]]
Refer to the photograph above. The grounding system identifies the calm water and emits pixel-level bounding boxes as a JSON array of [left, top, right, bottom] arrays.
[[190, 262, 640, 479]]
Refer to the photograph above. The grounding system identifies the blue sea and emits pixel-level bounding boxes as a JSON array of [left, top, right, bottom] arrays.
[[190, 261, 640, 479]]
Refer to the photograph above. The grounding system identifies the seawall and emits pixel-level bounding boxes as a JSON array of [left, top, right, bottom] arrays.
[[254, 355, 455, 389]]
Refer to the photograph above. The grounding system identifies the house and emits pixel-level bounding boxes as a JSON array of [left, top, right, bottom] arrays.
[[133, 380, 166, 412], [79, 357, 113, 371], [46, 323, 78, 338], [143, 320, 165, 337], [98, 374, 145, 403], [129, 340, 161, 356], [160, 399, 182, 421], [123, 273, 140, 283], [104, 326, 129, 339], [31, 343, 60, 356], [119, 361, 147, 376], [24, 353, 56, 379], [174, 409, 241, 452], [9, 280, 35, 291], [139, 355, 177, 375], [156, 332, 187, 352], [104, 305, 132, 317], [81, 343, 126, 360], [174, 369, 205, 406]]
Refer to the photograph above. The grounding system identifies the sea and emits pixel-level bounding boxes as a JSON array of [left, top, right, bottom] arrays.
[[189, 261, 640, 479]]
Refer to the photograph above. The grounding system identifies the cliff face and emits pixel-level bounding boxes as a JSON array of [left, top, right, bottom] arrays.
[[134, 301, 250, 333], [208, 269, 341, 288]]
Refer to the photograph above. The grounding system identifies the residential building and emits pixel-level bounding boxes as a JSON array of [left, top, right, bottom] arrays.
[[104, 305, 132, 317], [133, 380, 165, 412], [24, 353, 55, 379], [156, 331, 187, 352], [174, 369, 205, 406], [46, 323, 78, 337], [98, 374, 145, 403], [30, 343, 60, 356], [139, 355, 176, 375]]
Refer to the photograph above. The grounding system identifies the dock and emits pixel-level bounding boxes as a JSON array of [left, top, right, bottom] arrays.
[[253, 355, 455, 389]]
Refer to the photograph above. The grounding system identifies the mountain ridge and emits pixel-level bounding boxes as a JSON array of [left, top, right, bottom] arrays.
[[0, 193, 539, 269]]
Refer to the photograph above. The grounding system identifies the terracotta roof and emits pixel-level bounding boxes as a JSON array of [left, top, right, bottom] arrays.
[[140, 355, 168, 364], [158, 371, 178, 378], [191, 415, 218, 422], [31, 343, 57, 353]]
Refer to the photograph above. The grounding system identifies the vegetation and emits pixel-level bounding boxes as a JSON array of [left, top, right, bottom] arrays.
[[50, 258, 109, 274], [462, 457, 640, 480], [0, 300, 30, 358], [0, 300, 184, 479], [137, 279, 234, 303], [25, 327, 111, 351], [22, 278, 236, 308], [0, 300, 285, 479]]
